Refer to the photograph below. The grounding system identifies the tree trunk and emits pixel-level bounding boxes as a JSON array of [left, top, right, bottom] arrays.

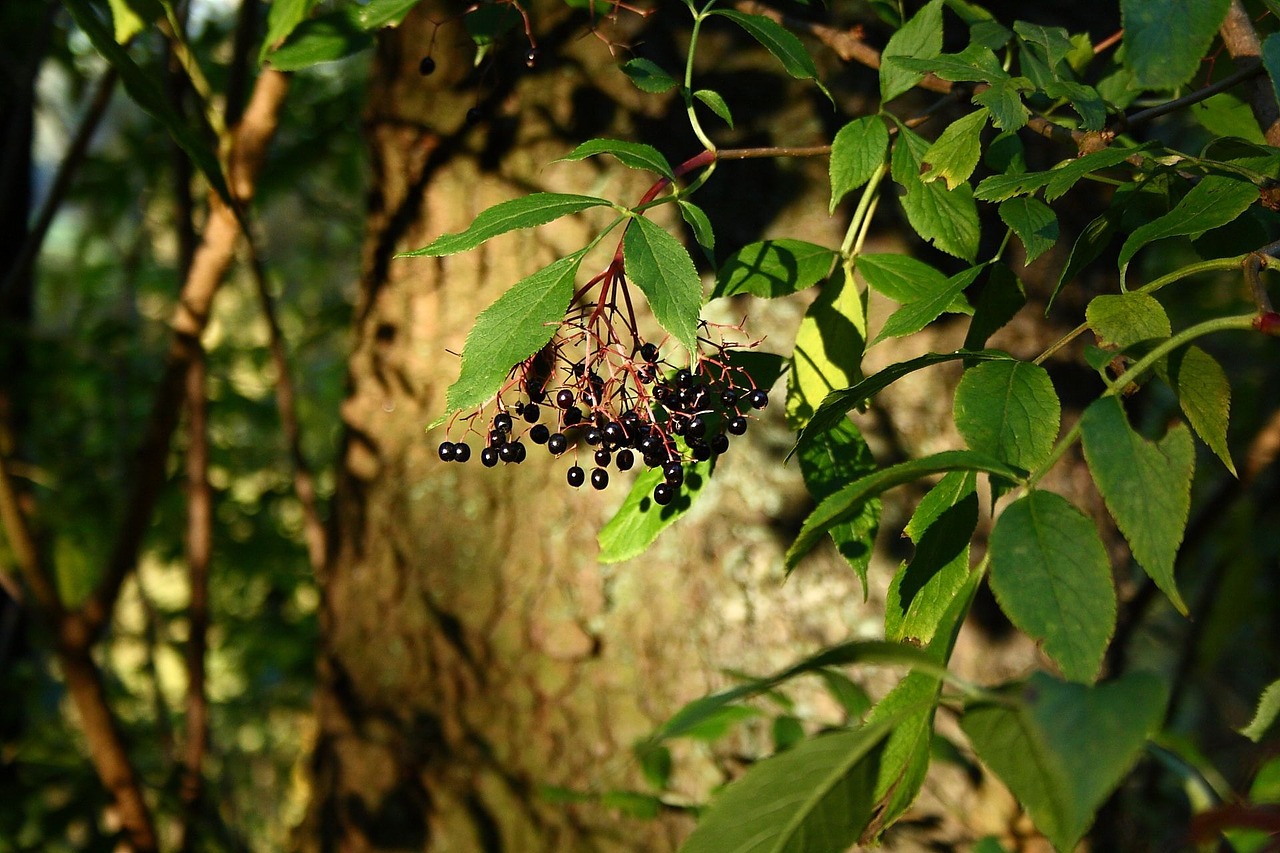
[[303, 5, 876, 850]]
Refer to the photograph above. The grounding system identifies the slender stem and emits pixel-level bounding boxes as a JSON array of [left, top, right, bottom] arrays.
[[684, 3, 717, 153], [1120, 60, 1265, 131], [840, 163, 887, 259]]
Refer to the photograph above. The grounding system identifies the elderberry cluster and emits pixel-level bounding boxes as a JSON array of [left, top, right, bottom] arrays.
[[437, 328, 767, 506]]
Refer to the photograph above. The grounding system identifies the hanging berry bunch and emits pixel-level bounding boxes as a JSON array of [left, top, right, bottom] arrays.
[[436, 251, 768, 505]]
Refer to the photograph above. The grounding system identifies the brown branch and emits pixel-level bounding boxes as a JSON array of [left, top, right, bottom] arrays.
[[0, 452, 59, 617], [179, 351, 212, 852], [1219, 0, 1280, 146], [245, 239, 328, 574], [75, 69, 291, 648]]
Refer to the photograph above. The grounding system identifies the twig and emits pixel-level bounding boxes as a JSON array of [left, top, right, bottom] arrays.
[[1219, 0, 1280, 145], [245, 236, 328, 574], [1119, 59, 1266, 131]]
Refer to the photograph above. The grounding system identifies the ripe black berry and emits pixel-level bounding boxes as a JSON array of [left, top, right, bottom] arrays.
[[594, 448, 611, 467], [690, 441, 712, 461], [489, 429, 507, 446], [727, 416, 748, 435], [564, 406, 582, 426], [590, 468, 609, 490], [530, 423, 550, 444], [710, 433, 729, 455], [748, 389, 769, 409], [419, 56, 437, 75], [523, 403, 541, 423], [547, 432, 568, 455], [510, 441, 526, 463], [640, 342, 659, 363], [567, 465, 585, 487], [721, 388, 738, 406], [654, 482, 675, 506], [481, 447, 499, 467], [494, 412, 513, 432], [675, 369, 694, 389], [584, 428, 603, 446], [556, 389, 575, 408], [604, 422, 626, 445], [499, 442, 518, 463], [662, 461, 684, 486], [615, 449, 635, 471], [453, 442, 472, 463], [687, 416, 707, 439], [438, 442, 455, 462]]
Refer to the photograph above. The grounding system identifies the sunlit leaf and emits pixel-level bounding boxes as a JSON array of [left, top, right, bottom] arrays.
[[401, 193, 612, 257], [624, 215, 703, 351]]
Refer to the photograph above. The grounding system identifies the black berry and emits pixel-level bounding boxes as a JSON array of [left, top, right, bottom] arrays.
[[567, 465, 585, 487], [499, 443, 518, 463], [523, 403, 541, 423], [640, 342, 659, 363], [419, 56, 437, 76], [710, 433, 729, 455], [453, 442, 471, 463], [530, 423, 551, 444], [481, 447, 499, 467], [662, 461, 684, 486], [687, 416, 707, 439], [727, 416, 748, 435], [690, 441, 712, 461], [489, 429, 507, 446], [748, 389, 769, 409], [590, 468, 609, 490], [675, 369, 694, 389], [584, 428, 603, 446], [615, 449, 635, 471], [494, 412, 513, 432], [556, 389, 575, 408], [564, 406, 583, 426], [510, 441, 526, 463], [438, 441, 455, 462], [594, 448, 611, 467], [548, 432, 568, 455], [654, 482, 675, 506]]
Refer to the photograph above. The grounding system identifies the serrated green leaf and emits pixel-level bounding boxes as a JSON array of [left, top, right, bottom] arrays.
[[63, 0, 232, 206], [1086, 292, 1171, 350], [786, 266, 865, 425], [1118, 176, 1260, 269], [693, 89, 734, 127], [261, 0, 316, 59], [265, 10, 373, 69], [1080, 396, 1194, 615], [988, 491, 1116, 683], [678, 200, 715, 258], [598, 458, 713, 563], [973, 78, 1031, 130], [624, 216, 703, 351], [893, 126, 981, 261], [953, 360, 1060, 471], [680, 722, 893, 853], [713, 239, 836, 299], [795, 350, 1015, 452], [922, 109, 988, 190], [999, 197, 1059, 264], [787, 452, 1022, 572], [830, 116, 890, 212], [904, 471, 975, 544], [1241, 679, 1280, 742], [622, 58, 679, 93], [962, 671, 1168, 852], [714, 10, 830, 100], [964, 265, 1026, 350], [1013, 21, 1075, 70], [873, 266, 980, 344], [401, 193, 611, 257], [886, 481, 977, 644], [975, 147, 1141, 203], [1191, 93, 1266, 144], [1043, 80, 1107, 131], [445, 253, 583, 412], [558, 138, 674, 178], [1122, 0, 1230, 90], [1169, 346, 1235, 475], [797, 421, 880, 590], [881, 0, 944, 101], [1052, 211, 1117, 310], [858, 253, 946, 303], [893, 44, 1009, 83]]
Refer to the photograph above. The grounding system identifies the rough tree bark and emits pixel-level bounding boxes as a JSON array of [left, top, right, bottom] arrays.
[[303, 3, 892, 850]]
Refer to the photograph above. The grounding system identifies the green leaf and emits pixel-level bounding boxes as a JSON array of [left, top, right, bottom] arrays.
[[988, 491, 1116, 683], [400, 193, 612, 257], [693, 89, 734, 127], [892, 44, 1009, 83], [444, 253, 583, 412], [886, 480, 977, 645], [964, 265, 1026, 350], [975, 147, 1141, 203], [558, 138, 674, 178], [1122, 0, 1230, 90], [973, 79, 1031, 130], [787, 451, 1022, 572], [818, 669, 872, 720], [1043, 80, 1107, 131], [678, 200, 715, 258], [953, 360, 1060, 471], [795, 350, 1016, 452], [1080, 397, 1194, 615], [260, 0, 317, 59], [857, 253, 974, 319], [880, 0, 944, 102], [638, 744, 673, 789], [922, 109, 988, 190], [772, 716, 806, 752], [998, 197, 1059, 264], [1052, 212, 1117, 310], [1013, 21, 1075, 71], [624, 216, 704, 351], [1169, 346, 1235, 475], [712, 240, 836, 299], [1241, 679, 1280, 742], [786, 266, 865, 426], [598, 458, 713, 563], [650, 640, 945, 744], [830, 116, 890, 212], [962, 671, 1168, 851], [622, 58, 679, 93], [892, 126, 981, 261], [1118, 176, 1260, 270], [265, 10, 373, 69], [904, 471, 975, 544], [1191, 93, 1265, 144], [1086, 292, 1170, 350], [797, 421, 880, 590], [63, 0, 232, 206], [714, 10, 830, 99], [350, 0, 423, 30], [873, 265, 981, 344], [680, 722, 893, 853], [107, 0, 150, 43]]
